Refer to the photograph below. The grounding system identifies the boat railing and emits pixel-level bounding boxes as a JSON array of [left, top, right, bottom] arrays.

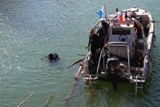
[[108, 42, 131, 74], [96, 47, 104, 76], [146, 15, 155, 50], [132, 17, 147, 53], [93, 18, 109, 31]]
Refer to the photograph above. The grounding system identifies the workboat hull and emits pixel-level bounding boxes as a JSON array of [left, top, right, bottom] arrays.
[[81, 6, 156, 93]]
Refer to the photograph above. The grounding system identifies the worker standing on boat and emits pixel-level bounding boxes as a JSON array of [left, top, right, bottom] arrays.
[[88, 28, 101, 67], [97, 18, 109, 49]]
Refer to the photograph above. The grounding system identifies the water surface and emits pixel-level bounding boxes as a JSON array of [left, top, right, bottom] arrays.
[[0, 0, 160, 107]]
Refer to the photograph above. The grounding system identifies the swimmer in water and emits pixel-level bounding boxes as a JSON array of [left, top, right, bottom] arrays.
[[48, 53, 59, 62]]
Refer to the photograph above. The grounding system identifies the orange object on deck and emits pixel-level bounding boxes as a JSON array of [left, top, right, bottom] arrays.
[[119, 13, 123, 23]]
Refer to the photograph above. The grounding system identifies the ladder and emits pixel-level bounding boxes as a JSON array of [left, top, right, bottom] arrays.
[[135, 76, 145, 93]]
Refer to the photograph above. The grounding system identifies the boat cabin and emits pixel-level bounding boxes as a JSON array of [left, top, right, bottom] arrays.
[[108, 20, 136, 59]]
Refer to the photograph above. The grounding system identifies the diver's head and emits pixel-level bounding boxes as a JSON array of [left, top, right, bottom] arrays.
[[48, 53, 54, 61]]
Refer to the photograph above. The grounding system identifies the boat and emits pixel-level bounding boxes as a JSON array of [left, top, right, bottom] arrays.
[[80, 6, 156, 93]]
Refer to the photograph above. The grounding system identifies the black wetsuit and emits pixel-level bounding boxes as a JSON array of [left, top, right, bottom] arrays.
[[88, 34, 100, 66], [108, 68, 120, 91], [48, 53, 59, 62], [97, 22, 109, 49]]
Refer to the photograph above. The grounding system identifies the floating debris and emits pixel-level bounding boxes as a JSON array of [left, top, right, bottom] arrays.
[[17, 93, 34, 107]]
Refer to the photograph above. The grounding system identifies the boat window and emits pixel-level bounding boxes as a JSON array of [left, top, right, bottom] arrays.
[[112, 28, 130, 35]]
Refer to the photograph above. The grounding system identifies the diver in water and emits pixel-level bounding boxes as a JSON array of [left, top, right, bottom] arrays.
[[48, 53, 59, 62]]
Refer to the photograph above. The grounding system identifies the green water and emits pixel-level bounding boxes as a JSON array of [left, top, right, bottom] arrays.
[[0, 0, 160, 107]]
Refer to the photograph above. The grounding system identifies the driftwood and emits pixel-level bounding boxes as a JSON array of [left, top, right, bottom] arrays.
[[67, 58, 85, 69], [62, 64, 84, 107], [76, 54, 86, 56], [84, 90, 96, 107], [43, 93, 54, 107], [74, 63, 84, 79], [17, 93, 34, 107]]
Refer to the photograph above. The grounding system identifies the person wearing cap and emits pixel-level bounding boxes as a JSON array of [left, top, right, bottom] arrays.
[[88, 28, 101, 66]]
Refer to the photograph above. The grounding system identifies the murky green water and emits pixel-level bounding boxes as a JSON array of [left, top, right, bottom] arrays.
[[0, 0, 160, 107]]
